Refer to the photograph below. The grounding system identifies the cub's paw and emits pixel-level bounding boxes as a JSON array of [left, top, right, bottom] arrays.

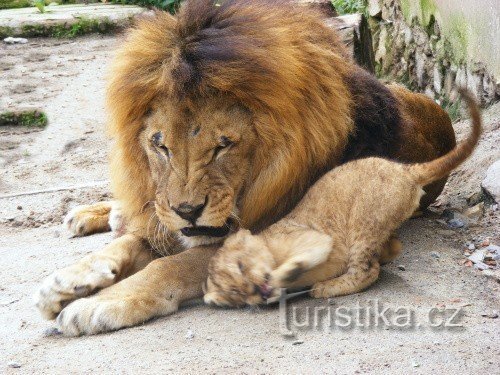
[[64, 202, 113, 237], [34, 260, 117, 320], [309, 282, 333, 299]]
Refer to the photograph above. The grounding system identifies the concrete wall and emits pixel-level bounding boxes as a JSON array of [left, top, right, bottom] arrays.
[[369, 0, 499, 107], [406, 0, 500, 78]]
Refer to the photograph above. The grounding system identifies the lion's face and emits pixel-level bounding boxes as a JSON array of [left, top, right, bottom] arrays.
[[141, 96, 256, 246], [204, 229, 277, 306]]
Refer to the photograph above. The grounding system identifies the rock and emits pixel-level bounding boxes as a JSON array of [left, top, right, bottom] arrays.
[[455, 67, 467, 89], [466, 191, 484, 206], [447, 218, 465, 229], [466, 70, 483, 104], [185, 329, 195, 339], [486, 245, 500, 255], [480, 311, 499, 319], [463, 202, 484, 220], [482, 160, 500, 203], [473, 262, 490, 271], [430, 251, 441, 259], [433, 65, 442, 94], [367, 0, 382, 17], [468, 250, 486, 264], [43, 327, 62, 337], [7, 361, 21, 368], [467, 243, 476, 251], [398, 265, 406, 271], [3, 37, 28, 44], [482, 269, 500, 282]]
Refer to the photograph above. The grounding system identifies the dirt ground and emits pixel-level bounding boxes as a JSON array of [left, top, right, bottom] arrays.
[[0, 36, 499, 374]]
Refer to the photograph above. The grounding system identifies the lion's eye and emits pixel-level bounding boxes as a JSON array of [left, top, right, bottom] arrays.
[[213, 136, 233, 160], [152, 132, 172, 158]]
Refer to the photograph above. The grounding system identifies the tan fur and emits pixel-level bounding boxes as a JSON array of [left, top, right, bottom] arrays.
[[35, 0, 457, 335], [205, 91, 482, 306]]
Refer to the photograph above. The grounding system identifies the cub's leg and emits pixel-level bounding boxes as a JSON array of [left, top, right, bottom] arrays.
[[379, 236, 402, 265], [64, 201, 121, 236], [270, 230, 332, 285], [310, 246, 380, 298], [34, 234, 153, 320], [56, 245, 218, 336]]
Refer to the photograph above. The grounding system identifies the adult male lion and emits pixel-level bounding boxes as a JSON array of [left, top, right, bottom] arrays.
[[35, 0, 456, 335]]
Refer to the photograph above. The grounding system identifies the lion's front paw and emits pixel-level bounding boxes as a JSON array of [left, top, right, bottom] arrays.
[[56, 291, 178, 336], [56, 297, 125, 336], [34, 260, 117, 320], [64, 202, 112, 237]]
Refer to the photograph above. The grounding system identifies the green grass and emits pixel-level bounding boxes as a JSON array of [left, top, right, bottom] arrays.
[[330, 0, 366, 16], [0, 110, 48, 128], [441, 97, 462, 123], [0, 0, 31, 9], [113, 0, 181, 13], [0, 16, 117, 38]]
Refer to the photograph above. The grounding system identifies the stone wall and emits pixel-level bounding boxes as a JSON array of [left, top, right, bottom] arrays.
[[368, 0, 500, 108]]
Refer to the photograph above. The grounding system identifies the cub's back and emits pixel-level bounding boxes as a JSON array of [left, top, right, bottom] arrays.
[[289, 158, 421, 230]]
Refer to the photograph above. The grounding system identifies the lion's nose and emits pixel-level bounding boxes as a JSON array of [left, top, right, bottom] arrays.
[[173, 201, 206, 224]]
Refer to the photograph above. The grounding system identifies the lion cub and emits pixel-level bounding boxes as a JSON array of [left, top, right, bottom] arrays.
[[204, 91, 481, 306]]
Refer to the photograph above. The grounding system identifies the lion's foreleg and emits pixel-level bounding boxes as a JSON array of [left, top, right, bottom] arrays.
[[55, 245, 218, 336], [34, 234, 154, 320]]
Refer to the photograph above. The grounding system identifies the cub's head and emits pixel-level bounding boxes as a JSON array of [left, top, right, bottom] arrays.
[[141, 97, 255, 247], [204, 229, 277, 306]]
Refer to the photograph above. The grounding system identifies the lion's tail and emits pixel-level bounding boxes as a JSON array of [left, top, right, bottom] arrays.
[[409, 89, 482, 186]]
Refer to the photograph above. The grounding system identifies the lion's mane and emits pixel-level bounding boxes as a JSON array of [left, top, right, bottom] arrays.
[[107, 0, 355, 231]]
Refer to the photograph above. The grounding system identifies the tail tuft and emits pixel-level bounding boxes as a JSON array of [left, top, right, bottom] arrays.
[[410, 88, 482, 186]]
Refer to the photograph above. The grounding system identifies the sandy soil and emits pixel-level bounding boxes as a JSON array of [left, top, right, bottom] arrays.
[[0, 35, 499, 374]]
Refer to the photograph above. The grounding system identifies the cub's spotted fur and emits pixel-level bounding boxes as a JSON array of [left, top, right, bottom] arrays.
[[205, 90, 481, 306]]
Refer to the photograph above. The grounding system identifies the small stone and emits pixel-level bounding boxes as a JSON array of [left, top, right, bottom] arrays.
[[482, 269, 500, 282], [411, 360, 420, 368], [398, 265, 406, 271], [17, 205, 22, 210], [185, 329, 194, 339], [3, 37, 28, 44], [447, 218, 465, 229], [481, 239, 491, 247], [467, 243, 476, 251], [292, 340, 304, 345], [430, 251, 440, 259], [43, 327, 61, 337], [8, 361, 21, 368], [486, 245, 500, 255], [481, 160, 500, 203], [468, 250, 486, 264], [481, 311, 499, 319], [473, 262, 490, 271]]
